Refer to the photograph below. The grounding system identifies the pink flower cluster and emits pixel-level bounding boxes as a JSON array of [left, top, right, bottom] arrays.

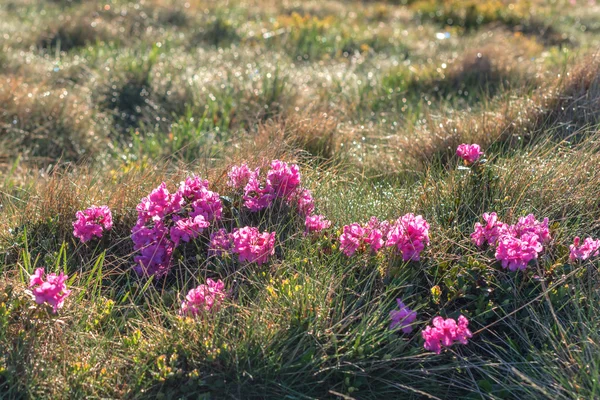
[[305, 214, 332, 234], [472, 213, 551, 271], [339, 214, 429, 261], [456, 143, 483, 164], [496, 233, 543, 271], [570, 236, 600, 261], [470, 212, 506, 248], [231, 227, 276, 265], [29, 268, 71, 313], [389, 299, 417, 333], [180, 278, 226, 317], [386, 214, 430, 261], [422, 315, 472, 354], [228, 160, 314, 215], [132, 177, 222, 277], [339, 217, 388, 256], [73, 205, 113, 243]]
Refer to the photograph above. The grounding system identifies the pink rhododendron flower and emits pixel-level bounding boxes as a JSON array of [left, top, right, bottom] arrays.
[[190, 189, 223, 222], [208, 228, 233, 257], [29, 268, 71, 313], [305, 215, 332, 234], [227, 163, 253, 189], [266, 160, 301, 199], [294, 188, 315, 216], [169, 215, 210, 246], [389, 299, 417, 334], [570, 236, 600, 262], [512, 214, 551, 243], [386, 213, 430, 261], [180, 278, 226, 317], [495, 232, 543, 271], [131, 220, 174, 277], [422, 315, 472, 354], [232, 226, 276, 265], [456, 143, 483, 164], [136, 183, 183, 223], [339, 223, 367, 256], [243, 168, 274, 212], [339, 218, 388, 256], [473, 212, 551, 272], [73, 205, 113, 243], [177, 176, 210, 199], [471, 212, 508, 248]]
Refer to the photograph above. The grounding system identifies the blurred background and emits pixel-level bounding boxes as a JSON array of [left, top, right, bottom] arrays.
[[1, 0, 599, 173]]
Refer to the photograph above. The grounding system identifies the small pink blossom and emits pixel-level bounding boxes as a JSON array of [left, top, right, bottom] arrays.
[[512, 214, 551, 243], [495, 232, 543, 271], [386, 213, 430, 261], [456, 144, 483, 164], [422, 315, 472, 354], [73, 205, 113, 243], [180, 279, 226, 317], [190, 189, 223, 222], [339, 223, 367, 256], [389, 299, 417, 334], [136, 183, 183, 223], [227, 163, 253, 189], [177, 176, 210, 199], [208, 228, 233, 257], [570, 236, 600, 262], [267, 160, 301, 199], [339, 218, 388, 256], [294, 188, 315, 216], [169, 215, 210, 246], [305, 215, 332, 234], [471, 212, 508, 248], [28, 268, 71, 313], [243, 168, 274, 212], [232, 226, 276, 265]]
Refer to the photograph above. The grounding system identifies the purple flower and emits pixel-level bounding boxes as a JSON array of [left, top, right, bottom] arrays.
[[389, 299, 417, 333]]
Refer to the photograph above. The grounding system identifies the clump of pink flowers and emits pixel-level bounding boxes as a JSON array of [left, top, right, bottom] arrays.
[[229, 160, 314, 215], [232, 226, 276, 265], [132, 176, 222, 277], [570, 236, 600, 262], [456, 143, 483, 164], [495, 233, 543, 271], [470, 212, 507, 248], [422, 315, 472, 354], [267, 159, 301, 198], [227, 163, 252, 190], [29, 268, 72, 313], [73, 205, 113, 243], [386, 214, 430, 261], [339, 218, 387, 256], [339, 214, 429, 260], [472, 212, 551, 271], [305, 214, 332, 234], [389, 299, 417, 334], [180, 279, 226, 317]]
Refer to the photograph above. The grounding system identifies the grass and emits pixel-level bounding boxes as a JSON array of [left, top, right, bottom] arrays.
[[2, 0, 600, 398]]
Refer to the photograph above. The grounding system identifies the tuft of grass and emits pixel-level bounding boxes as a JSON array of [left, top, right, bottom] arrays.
[[0, 75, 109, 165]]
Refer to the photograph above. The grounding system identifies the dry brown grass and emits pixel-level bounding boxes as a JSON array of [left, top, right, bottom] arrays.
[[382, 53, 600, 172], [253, 111, 341, 160], [0, 75, 110, 166]]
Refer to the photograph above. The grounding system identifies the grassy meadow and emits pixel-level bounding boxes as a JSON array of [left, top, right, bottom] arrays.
[[2, 0, 600, 398]]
